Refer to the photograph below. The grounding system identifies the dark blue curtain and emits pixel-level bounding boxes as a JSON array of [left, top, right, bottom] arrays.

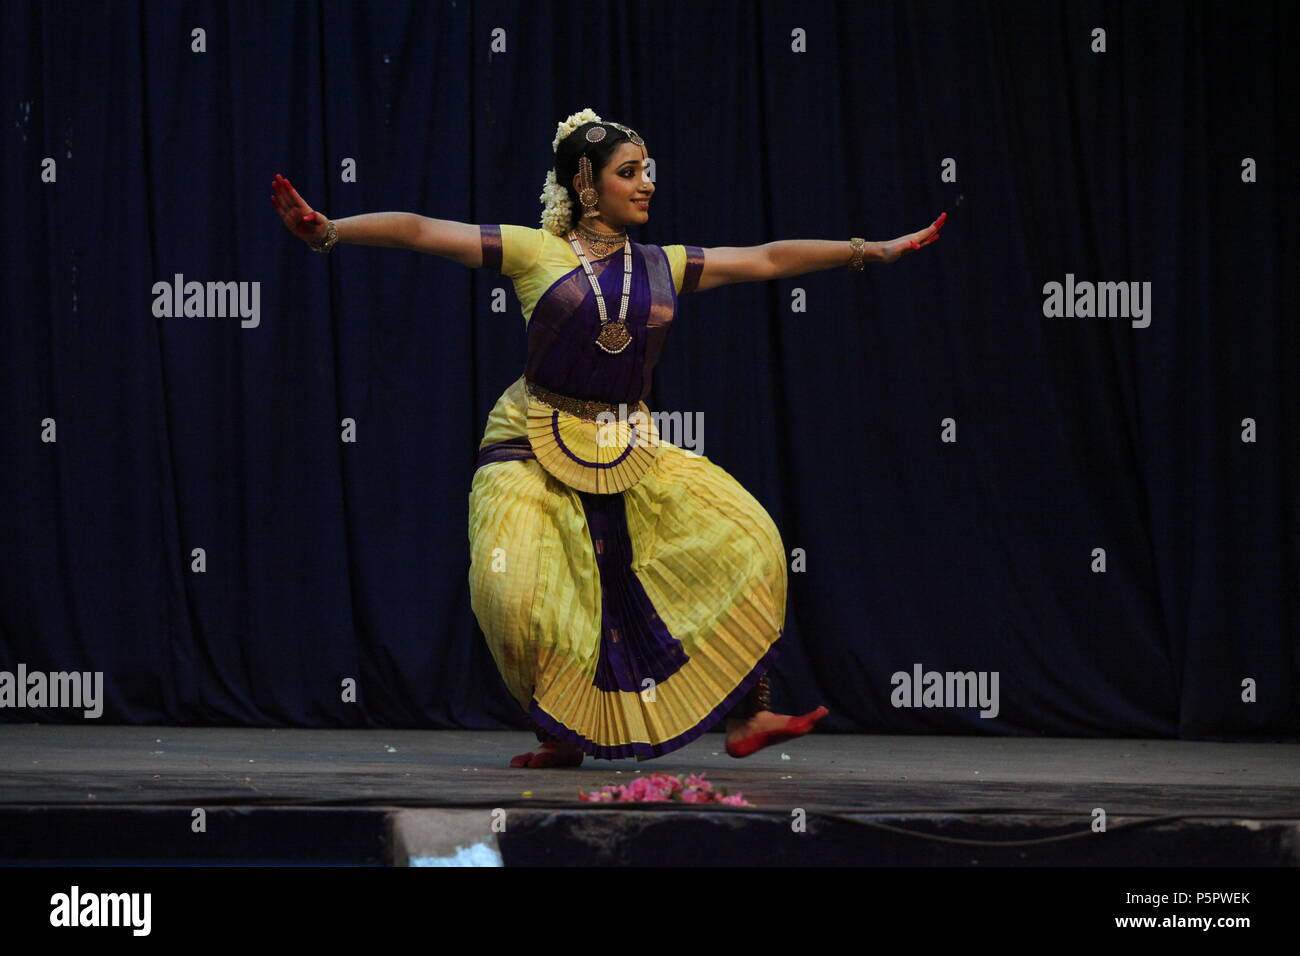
[[2, 0, 1295, 740]]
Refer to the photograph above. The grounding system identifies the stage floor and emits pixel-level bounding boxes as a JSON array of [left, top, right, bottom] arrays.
[[3, 725, 1298, 865]]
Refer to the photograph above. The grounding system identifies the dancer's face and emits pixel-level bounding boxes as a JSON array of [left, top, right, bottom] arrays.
[[575, 142, 654, 229]]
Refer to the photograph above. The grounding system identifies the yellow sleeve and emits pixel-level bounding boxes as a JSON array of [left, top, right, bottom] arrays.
[[663, 244, 687, 295], [479, 224, 546, 279], [661, 243, 706, 295]]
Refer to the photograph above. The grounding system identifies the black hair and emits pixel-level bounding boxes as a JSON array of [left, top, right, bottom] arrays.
[[553, 121, 643, 232]]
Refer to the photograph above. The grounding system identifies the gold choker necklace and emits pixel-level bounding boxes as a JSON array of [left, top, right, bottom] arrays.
[[575, 221, 627, 258]]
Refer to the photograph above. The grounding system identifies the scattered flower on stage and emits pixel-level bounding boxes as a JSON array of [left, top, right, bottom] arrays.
[[578, 771, 752, 806]]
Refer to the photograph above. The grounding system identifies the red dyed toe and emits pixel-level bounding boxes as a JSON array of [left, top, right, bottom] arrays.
[[726, 706, 829, 759]]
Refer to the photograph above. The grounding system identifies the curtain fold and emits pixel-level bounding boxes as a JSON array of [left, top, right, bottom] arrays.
[[0, 0, 1293, 739]]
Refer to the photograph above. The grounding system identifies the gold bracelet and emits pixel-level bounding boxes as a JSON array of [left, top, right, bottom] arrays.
[[848, 236, 866, 271], [309, 219, 339, 254]]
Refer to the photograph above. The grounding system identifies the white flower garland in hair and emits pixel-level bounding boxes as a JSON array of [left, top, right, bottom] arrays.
[[539, 107, 603, 236]]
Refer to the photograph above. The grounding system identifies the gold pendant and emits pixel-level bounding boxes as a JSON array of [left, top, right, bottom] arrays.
[[595, 321, 632, 353], [584, 238, 623, 258], [576, 224, 626, 259]]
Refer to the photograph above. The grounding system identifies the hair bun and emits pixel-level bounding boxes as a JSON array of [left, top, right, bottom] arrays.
[[541, 108, 604, 235], [552, 107, 603, 153]]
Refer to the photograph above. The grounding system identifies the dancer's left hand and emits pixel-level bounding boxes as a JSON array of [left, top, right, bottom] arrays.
[[877, 212, 947, 264]]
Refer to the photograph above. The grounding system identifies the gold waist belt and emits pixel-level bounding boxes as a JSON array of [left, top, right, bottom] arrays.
[[525, 379, 629, 422]]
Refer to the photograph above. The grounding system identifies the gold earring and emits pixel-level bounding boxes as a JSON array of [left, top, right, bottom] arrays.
[[578, 155, 600, 218]]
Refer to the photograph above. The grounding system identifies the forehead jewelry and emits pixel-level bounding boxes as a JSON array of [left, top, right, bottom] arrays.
[[577, 122, 648, 224], [585, 123, 645, 147]]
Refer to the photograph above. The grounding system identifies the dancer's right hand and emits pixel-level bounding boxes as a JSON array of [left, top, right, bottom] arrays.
[[270, 173, 329, 245], [877, 211, 947, 264]]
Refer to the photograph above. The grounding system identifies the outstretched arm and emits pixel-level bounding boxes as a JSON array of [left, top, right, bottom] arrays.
[[693, 212, 947, 293], [270, 173, 483, 266]]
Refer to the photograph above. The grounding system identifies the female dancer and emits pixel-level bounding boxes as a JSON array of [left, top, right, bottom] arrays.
[[271, 107, 945, 769]]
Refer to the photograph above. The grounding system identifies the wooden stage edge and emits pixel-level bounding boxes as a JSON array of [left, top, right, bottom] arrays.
[[2, 725, 1298, 866]]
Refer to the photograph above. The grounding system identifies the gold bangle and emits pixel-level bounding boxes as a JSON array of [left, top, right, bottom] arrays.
[[848, 236, 866, 271], [309, 219, 339, 254]]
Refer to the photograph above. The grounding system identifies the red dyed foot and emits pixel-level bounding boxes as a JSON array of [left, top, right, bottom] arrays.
[[509, 740, 584, 768], [725, 706, 829, 759]]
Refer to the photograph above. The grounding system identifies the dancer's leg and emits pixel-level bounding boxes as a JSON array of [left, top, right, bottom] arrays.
[[510, 723, 585, 768], [725, 673, 829, 758], [725, 673, 773, 720]]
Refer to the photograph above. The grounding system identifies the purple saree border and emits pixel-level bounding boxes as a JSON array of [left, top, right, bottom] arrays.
[[577, 487, 690, 693], [528, 631, 786, 761], [480, 224, 503, 272], [639, 244, 677, 401], [524, 264, 594, 382], [681, 245, 705, 295], [476, 435, 535, 468]]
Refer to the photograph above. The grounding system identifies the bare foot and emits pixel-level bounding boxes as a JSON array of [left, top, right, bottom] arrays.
[[509, 739, 585, 768], [725, 707, 829, 759]]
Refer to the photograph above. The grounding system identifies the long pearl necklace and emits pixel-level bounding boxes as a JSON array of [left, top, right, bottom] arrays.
[[568, 230, 633, 354]]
